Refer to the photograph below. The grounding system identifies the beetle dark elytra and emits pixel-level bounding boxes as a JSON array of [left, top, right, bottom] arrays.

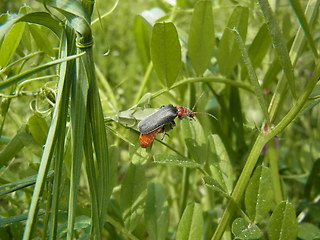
[[138, 104, 208, 148], [138, 105, 178, 134]]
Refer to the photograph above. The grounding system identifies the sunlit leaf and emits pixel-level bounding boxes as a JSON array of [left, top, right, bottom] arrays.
[[145, 182, 168, 240], [218, 6, 248, 76], [151, 22, 181, 87], [176, 203, 203, 240], [245, 166, 273, 222], [188, 0, 215, 75], [154, 154, 201, 168], [232, 218, 263, 239], [268, 201, 298, 240], [120, 163, 147, 232]]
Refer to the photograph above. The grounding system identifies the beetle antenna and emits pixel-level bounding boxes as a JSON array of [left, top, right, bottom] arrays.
[[193, 111, 217, 120], [191, 91, 206, 112]]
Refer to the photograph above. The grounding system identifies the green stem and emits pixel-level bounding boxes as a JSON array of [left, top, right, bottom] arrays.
[[134, 62, 153, 105], [212, 60, 320, 240], [212, 134, 267, 240], [151, 77, 254, 99], [268, 141, 283, 204]]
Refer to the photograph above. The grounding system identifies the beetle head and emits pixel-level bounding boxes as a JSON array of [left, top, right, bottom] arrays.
[[176, 106, 195, 120]]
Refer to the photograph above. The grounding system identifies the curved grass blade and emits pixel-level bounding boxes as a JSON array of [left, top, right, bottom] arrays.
[[0, 53, 84, 90]]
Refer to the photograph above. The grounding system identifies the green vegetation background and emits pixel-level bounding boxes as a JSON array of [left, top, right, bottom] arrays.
[[0, 0, 320, 239]]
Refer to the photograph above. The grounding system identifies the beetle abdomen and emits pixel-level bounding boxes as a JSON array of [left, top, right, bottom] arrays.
[[138, 104, 178, 134]]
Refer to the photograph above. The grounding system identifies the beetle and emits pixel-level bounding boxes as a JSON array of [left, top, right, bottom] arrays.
[[139, 120, 176, 148], [138, 104, 216, 148]]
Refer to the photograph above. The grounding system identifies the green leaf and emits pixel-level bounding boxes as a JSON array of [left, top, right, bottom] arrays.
[[181, 118, 209, 165], [268, 201, 298, 240], [248, 23, 271, 69], [304, 158, 320, 200], [245, 166, 273, 222], [28, 25, 55, 57], [203, 176, 229, 198], [288, 0, 318, 57], [176, 202, 203, 240], [188, 0, 215, 75], [151, 22, 181, 87], [218, 6, 248, 76], [144, 182, 169, 240], [258, 0, 295, 97], [232, 27, 270, 124], [232, 218, 263, 239], [0, 52, 84, 90], [19, 12, 61, 37], [134, 15, 151, 70], [120, 163, 147, 232], [154, 154, 201, 168], [0, 21, 25, 68], [28, 115, 49, 146], [298, 223, 320, 240], [208, 134, 234, 195]]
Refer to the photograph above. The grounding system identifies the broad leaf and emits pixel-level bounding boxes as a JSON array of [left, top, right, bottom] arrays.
[[28, 115, 49, 146], [188, 0, 215, 75], [298, 222, 320, 240], [120, 163, 147, 232], [208, 134, 234, 195], [176, 203, 203, 240], [218, 6, 248, 76], [145, 182, 168, 240], [151, 22, 181, 87], [232, 218, 263, 239], [268, 201, 298, 240], [245, 166, 273, 222]]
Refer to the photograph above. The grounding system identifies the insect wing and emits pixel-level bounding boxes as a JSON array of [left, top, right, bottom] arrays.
[[138, 104, 178, 134]]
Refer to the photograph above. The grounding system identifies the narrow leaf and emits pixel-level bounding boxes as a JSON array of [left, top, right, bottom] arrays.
[[232, 27, 270, 124], [188, 0, 215, 75], [218, 6, 248, 76], [154, 154, 201, 168], [134, 15, 151, 70], [245, 166, 273, 222], [248, 23, 271, 68], [19, 12, 61, 37], [176, 203, 203, 240], [151, 22, 181, 87], [288, 0, 318, 57], [145, 183, 169, 240], [0, 52, 84, 90], [0, 22, 25, 68], [258, 0, 296, 97], [268, 201, 298, 240], [28, 24, 55, 56]]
